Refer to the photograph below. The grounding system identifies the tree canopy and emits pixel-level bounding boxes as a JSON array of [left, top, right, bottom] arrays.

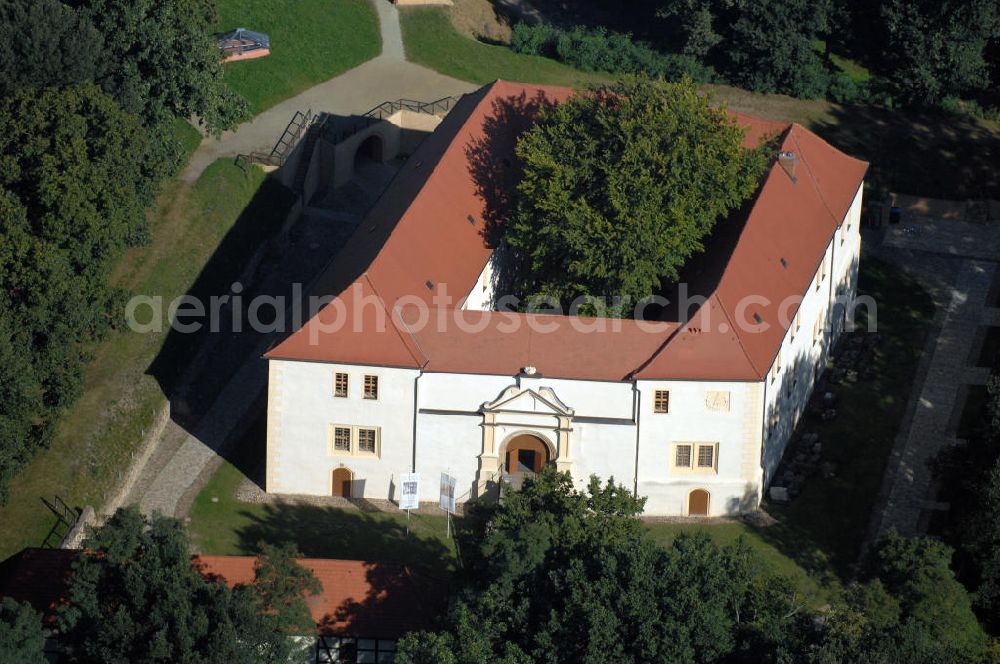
[[81, 0, 248, 133], [0, 84, 155, 502], [506, 76, 770, 317], [0, 597, 47, 664], [0, 0, 106, 97], [397, 470, 810, 663], [57, 507, 321, 664], [0, 0, 250, 501]]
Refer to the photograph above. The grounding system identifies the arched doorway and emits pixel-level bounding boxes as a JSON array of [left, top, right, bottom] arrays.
[[688, 489, 710, 516], [331, 467, 353, 497], [504, 433, 550, 474], [355, 134, 383, 165]]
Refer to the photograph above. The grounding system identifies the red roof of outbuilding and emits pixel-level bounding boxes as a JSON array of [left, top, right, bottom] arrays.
[[0, 548, 446, 639], [194, 555, 445, 638], [266, 81, 868, 381]]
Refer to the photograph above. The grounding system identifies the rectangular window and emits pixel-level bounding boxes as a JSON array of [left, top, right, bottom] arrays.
[[358, 428, 377, 454], [363, 375, 379, 400], [790, 310, 800, 341], [771, 350, 782, 383], [653, 390, 670, 414], [672, 442, 719, 473], [697, 444, 715, 469], [813, 312, 823, 345], [333, 426, 351, 452], [334, 372, 349, 398], [675, 444, 692, 468]]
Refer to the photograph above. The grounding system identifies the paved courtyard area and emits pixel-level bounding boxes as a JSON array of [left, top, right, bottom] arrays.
[[868, 208, 1000, 540]]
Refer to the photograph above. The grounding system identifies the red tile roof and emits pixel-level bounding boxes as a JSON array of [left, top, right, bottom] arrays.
[[194, 555, 446, 638], [0, 549, 446, 639], [0, 547, 75, 625], [266, 81, 867, 381]]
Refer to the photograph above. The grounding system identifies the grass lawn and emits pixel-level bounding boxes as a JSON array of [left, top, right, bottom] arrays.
[[191, 421, 828, 601], [215, 0, 380, 115], [0, 155, 293, 561], [189, 420, 457, 577], [760, 259, 936, 582], [400, 7, 608, 87]]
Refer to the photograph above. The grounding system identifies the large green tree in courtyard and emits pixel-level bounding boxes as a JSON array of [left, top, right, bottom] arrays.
[[506, 76, 770, 317]]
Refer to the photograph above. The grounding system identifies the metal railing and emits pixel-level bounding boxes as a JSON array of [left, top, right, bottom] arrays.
[[236, 108, 315, 172], [321, 95, 463, 145]]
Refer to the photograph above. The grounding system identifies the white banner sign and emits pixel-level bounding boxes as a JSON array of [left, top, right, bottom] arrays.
[[399, 473, 420, 510], [439, 473, 457, 514]]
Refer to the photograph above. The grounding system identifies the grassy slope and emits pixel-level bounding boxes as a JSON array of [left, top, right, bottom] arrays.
[[216, 0, 380, 115], [401, 7, 1000, 200], [400, 7, 608, 87], [761, 259, 935, 583], [0, 153, 291, 560]]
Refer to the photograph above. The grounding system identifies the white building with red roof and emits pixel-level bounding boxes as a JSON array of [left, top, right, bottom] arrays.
[[263, 81, 867, 516]]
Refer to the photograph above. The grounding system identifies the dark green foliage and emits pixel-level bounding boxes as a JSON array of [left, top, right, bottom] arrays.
[[964, 462, 1000, 631], [0, 84, 156, 502], [81, 0, 248, 134], [510, 23, 715, 82], [0, 597, 47, 664], [658, 0, 833, 98], [719, 0, 831, 98], [0, 0, 106, 97], [58, 507, 245, 663], [58, 507, 321, 664], [932, 372, 1000, 634], [397, 470, 811, 663], [861, 531, 993, 659], [869, 0, 1000, 106], [239, 543, 324, 664], [808, 580, 957, 663], [506, 75, 770, 316]]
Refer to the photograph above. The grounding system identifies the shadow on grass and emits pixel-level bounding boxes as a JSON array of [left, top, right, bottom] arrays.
[[811, 103, 1000, 200], [234, 502, 456, 576], [147, 175, 296, 426], [752, 258, 936, 584]]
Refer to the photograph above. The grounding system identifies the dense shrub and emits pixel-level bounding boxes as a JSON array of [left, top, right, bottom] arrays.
[[510, 22, 714, 83]]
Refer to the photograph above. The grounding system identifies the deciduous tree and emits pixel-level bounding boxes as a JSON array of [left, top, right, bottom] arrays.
[[0, 597, 47, 664], [81, 0, 248, 133], [507, 76, 770, 316]]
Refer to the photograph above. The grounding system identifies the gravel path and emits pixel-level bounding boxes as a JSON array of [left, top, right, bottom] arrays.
[[180, 0, 475, 183], [124, 0, 475, 518]]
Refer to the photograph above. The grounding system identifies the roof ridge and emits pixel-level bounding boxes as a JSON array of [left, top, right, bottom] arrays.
[[712, 291, 765, 379], [789, 126, 839, 226], [364, 273, 429, 368]]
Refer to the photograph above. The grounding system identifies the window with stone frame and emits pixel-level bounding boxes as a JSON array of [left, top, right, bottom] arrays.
[[358, 428, 378, 455], [334, 372, 349, 398], [674, 444, 692, 468], [363, 374, 379, 400], [333, 426, 351, 453], [697, 444, 715, 469], [653, 390, 670, 414]]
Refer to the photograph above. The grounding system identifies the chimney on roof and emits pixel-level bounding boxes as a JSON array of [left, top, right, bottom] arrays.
[[778, 151, 797, 183]]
